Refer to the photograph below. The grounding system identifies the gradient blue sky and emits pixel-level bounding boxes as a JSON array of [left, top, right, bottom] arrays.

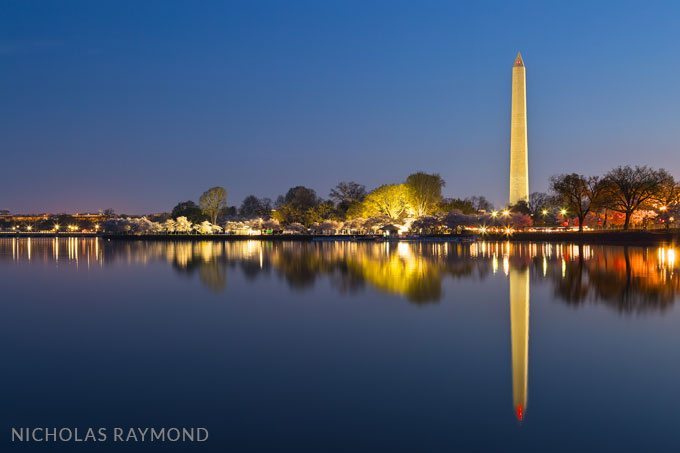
[[3, 0, 680, 214]]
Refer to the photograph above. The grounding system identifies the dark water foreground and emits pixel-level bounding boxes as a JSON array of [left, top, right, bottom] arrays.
[[2, 238, 680, 452]]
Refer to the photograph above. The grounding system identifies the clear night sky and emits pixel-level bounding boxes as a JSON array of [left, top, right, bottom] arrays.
[[3, 0, 680, 214]]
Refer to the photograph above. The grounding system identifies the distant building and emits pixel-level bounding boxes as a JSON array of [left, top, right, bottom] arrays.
[[379, 224, 401, 236], [6, 215, 50, 222], [73, 214, 107, 223]]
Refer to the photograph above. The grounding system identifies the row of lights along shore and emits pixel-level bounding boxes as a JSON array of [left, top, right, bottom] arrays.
[[10, 224, 100, 232]]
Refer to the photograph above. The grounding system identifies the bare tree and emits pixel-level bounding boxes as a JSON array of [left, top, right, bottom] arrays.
[[329, 182, 366, 205], [239, 195, 272, 218], [601, 166, 669, 230], [465, 196, 494, 213], [652, 175, 680, 230], [528, 192, 550, 215], [550, 174, 605, 232]]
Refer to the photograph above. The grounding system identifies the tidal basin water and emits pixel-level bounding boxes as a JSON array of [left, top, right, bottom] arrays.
[[2, 238, 680, 452]]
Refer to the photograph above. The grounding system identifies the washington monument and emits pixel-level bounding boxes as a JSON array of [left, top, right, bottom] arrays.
[[509, 52, 529, 205]]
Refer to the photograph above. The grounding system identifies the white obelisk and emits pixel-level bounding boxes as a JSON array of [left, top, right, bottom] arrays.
[[509, 52, 529, 205]]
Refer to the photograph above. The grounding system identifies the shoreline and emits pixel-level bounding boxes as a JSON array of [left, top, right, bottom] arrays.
[[2, 231, 680, 245]]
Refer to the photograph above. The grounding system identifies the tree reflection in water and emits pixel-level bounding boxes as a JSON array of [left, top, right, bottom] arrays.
[[3, 238, 680, 312], [551, 245, 680, 313]]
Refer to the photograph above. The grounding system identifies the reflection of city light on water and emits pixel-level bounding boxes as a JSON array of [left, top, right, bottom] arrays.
[[244, 241, 261, 258], [669, 249, 675, 269], [503, 256, 509, 276], [658, 247, 676, 277], [583, 245, 591, 261], [397, 242, 411, 259]]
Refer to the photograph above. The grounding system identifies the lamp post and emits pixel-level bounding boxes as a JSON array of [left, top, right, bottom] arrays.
[[502, 210, 511, 235], [660, 206, 669, 230]]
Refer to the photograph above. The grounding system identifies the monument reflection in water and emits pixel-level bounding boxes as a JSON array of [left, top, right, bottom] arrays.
[[3, 238, 680, 425], [510, 266, 529, 422]]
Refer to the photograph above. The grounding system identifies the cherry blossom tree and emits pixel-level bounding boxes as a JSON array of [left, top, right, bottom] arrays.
[[175, 216, 193, 233]]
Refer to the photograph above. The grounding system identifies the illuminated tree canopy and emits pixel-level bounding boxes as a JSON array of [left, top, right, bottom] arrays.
[[359, 184, 411, 220], [404, 172, 445, 217], [199, 187, 227, 224]]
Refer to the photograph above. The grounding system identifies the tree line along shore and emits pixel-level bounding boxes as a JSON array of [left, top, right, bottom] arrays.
[[3, 166, 679, 237]]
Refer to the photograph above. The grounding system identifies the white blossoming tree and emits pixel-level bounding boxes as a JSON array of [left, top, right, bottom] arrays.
[[246, 218, 263, 231], [162, 219, 177, 233], [283, 222, 307, 234], [224, 221, 248, 234], [342, 217, 367, 234], [103, 217, 163, 234], [261, 219, 281, 231], [175, 216, 193, 233], [311, 221, 342, 235], [196, 221, 222, 234]]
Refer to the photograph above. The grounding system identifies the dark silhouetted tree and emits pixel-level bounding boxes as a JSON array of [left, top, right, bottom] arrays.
[[601, 166, 670, 230], [550, 174, 605, 232], [172, 201, 205, 223]]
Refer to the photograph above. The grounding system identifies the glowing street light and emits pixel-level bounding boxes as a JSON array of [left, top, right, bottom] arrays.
[[26, 226, 32, 231], [560, 209, 567, 216], [502, 210, 510, 216], [660, 206, 668, 211], [491, 211, 498, 218], [542, 209, 548, 216], [54, 224, 60, 231]]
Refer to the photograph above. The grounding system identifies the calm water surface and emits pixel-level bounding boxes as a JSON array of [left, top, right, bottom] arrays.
[[2, 238, 680, 452]]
